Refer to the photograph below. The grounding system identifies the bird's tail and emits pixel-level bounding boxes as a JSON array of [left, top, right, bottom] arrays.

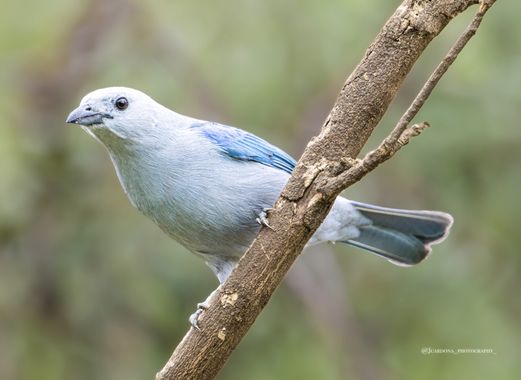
[[343, 201, 453, 266]]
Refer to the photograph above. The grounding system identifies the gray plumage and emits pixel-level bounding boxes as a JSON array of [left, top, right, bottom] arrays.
[[67, 87, 453, 325]]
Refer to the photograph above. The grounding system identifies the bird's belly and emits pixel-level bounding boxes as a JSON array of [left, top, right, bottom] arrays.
[[120, 155, 289, 258], [143, 191, 264, 258]]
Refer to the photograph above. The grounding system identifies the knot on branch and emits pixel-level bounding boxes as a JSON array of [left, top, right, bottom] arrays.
[[282, 157, 337, 201], [220, 292, 239, 308], [397, 122, 430, 146]]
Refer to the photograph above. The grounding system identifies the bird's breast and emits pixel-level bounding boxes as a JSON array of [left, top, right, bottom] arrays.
[[108, 144, 289, 257]]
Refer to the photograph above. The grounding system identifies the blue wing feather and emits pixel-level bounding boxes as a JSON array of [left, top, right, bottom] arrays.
[[191, 122, 296, 174]]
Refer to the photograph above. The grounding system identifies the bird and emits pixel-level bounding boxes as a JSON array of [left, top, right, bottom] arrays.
[[66, 87, 453, 327]]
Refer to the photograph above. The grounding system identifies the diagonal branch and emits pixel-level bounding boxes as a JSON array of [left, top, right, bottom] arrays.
[[157, 1, 497, 379]]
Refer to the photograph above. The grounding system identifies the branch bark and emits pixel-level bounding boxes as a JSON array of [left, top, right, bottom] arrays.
[[157, 1, 497, 379]]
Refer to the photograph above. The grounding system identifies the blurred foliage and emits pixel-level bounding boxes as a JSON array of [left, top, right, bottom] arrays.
[[0, 1, 520, 379]]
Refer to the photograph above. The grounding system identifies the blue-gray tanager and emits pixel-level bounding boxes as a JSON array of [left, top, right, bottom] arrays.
[[67, 87, 453, 326]]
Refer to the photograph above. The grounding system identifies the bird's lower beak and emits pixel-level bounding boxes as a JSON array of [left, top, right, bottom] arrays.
[[66, 107, 112, 126]]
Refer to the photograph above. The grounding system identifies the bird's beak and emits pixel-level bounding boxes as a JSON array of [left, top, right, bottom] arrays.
[[66, 106, 113, 126]]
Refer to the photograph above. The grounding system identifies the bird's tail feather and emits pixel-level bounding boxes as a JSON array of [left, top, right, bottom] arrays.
[[343, 201, 453, 266]]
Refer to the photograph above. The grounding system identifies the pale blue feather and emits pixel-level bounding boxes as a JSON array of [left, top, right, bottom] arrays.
[[191, 121, 296, 174]]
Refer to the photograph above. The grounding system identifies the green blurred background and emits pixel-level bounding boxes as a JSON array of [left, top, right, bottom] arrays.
[[1, 1, 519, 379]]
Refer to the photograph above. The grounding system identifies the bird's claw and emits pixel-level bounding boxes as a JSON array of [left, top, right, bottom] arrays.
[[189, 301, 209, 330], [256, 208, 274, 230]]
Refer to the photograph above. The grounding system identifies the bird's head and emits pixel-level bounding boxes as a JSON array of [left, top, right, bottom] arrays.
[[66, 87, 167, 148]]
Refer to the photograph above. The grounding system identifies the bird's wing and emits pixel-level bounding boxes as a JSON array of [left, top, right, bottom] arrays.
[[191, 122, 296, 174]]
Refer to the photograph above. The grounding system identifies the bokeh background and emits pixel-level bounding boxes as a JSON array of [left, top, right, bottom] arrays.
[[1, 1, 520, 379]]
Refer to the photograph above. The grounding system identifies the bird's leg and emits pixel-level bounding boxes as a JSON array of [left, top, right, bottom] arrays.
[[256, 207, 274, 230], [189, 288, 218, 330]]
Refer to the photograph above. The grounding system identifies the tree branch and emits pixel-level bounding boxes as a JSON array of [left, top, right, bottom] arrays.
[[157, 1, 497, 379], [325, 0, 496, 195]]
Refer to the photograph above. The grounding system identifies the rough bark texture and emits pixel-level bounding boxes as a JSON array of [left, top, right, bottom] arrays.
[[157, 1, 495, 379]]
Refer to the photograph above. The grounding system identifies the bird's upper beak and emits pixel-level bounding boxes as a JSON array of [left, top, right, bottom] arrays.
[[66, 106, 113, 126]]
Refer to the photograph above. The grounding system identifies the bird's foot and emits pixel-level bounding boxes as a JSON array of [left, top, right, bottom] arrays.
[[189, 301, 210, 330], [256, 208, 274, 230], [189, 289, 219, 330]]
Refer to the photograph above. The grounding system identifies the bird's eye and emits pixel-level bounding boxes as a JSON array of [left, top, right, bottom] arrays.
[[115, 97, 129, 110]]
